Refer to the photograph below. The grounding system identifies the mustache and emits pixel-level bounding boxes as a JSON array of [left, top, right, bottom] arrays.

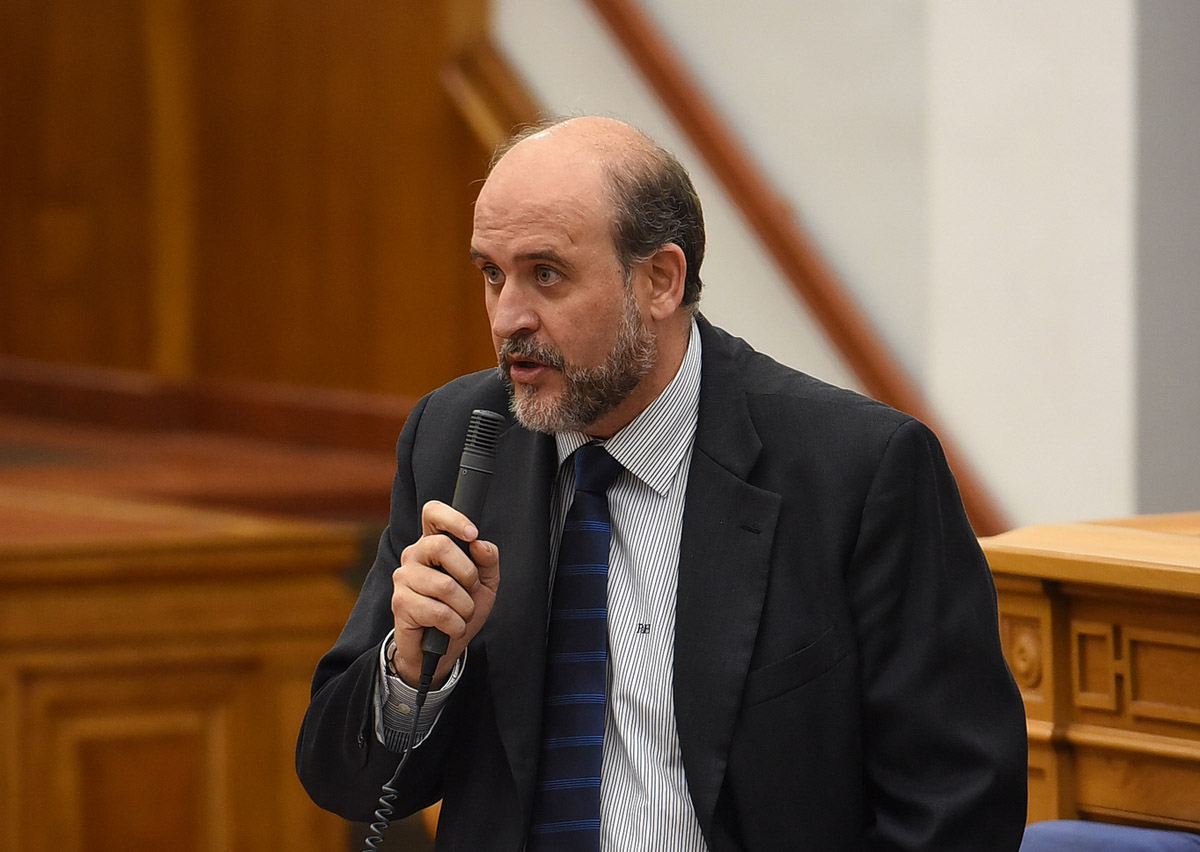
[[498, 336, 566, 372]]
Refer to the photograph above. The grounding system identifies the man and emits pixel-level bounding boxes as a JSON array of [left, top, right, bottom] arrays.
[[296, 116, 1028, 851]]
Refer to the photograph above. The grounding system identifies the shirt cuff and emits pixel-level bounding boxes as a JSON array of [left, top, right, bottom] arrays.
[[373, 630, 464, 752]]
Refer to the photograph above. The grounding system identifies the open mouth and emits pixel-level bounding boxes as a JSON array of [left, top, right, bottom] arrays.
[[500, 338, 564, 383], [506, 356, 550, 382]]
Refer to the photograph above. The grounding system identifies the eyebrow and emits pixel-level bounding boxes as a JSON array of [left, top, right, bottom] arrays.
[[469, 247, 576, 274]]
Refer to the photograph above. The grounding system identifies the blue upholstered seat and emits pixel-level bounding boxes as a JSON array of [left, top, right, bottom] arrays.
[[1020, 820, 1200, 852]]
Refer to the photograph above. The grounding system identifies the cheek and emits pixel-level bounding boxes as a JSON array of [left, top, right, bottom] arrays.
[[559, 308, 620, 364]]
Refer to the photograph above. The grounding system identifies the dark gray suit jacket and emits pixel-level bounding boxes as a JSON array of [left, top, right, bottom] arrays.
[[296, 317, 1027, 851]]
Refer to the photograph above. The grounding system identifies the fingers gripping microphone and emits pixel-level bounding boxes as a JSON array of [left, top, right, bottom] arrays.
[[420, 409, 505, 660], [362, 412, 503, 852], [362, 411, 503, 852]]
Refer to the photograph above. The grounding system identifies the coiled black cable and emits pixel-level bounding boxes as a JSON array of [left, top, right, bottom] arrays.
[[360, 648, 441, 852]]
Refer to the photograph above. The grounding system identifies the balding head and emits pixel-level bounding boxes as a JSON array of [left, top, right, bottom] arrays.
[[486, 117, 705, 308], [471, 116, 701, 437], [488, 116, 657, 172]]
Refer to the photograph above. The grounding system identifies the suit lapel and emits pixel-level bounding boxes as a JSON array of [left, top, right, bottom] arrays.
[[480, 423, 557, 817], [674, 319, 781, 836], [475, 320, 781, 833]]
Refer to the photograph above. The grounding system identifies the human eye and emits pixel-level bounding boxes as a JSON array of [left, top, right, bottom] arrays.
[[534, 265, 562, 287], [480, 264, 504, 286]]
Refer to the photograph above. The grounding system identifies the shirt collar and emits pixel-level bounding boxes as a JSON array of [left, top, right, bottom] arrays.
[[555, 318, 702, 497]]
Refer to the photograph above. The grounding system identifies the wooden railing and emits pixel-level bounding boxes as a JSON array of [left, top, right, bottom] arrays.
[[443, 0, 1008, 535]]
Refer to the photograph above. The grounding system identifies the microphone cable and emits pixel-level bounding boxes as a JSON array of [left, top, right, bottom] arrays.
[[360, 648, 442, 852], [361, 410, 502, 851]]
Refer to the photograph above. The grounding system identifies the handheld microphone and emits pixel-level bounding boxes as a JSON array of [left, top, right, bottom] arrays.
[[362, 409, 505, 852], [419, 408, 505, 659]]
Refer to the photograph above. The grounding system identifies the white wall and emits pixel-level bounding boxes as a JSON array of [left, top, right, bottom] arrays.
[[926, 1, 1137, 524], [631, 1, 930, 384], [493, 0, 1196, 527], [492, 0, 857, 392]]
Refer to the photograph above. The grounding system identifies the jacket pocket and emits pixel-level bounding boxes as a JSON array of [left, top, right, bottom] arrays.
[[743, 628, 845, 706]]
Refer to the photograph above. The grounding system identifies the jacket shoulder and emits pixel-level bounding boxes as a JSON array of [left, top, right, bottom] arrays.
[[701, 319, 915, 449], [419, 368, 510, 421]]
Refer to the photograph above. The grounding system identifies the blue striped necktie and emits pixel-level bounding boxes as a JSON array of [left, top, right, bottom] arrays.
[[528, 442, 623, 852]]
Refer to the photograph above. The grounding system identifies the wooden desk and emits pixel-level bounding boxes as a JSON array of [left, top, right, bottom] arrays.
[[982, 513, 1200, 830], [0, 485, 358, 852]]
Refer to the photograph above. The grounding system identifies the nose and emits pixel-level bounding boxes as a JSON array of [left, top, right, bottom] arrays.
[[488, 281, 539, 343]]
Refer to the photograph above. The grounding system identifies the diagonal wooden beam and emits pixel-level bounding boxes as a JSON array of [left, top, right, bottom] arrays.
[[442, 38, 540, 152], [584, 0, 1008, 535], [441, 2, 1007, 535]]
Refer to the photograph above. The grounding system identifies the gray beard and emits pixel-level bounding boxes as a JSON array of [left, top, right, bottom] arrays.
[[498, 295, 656, 434]]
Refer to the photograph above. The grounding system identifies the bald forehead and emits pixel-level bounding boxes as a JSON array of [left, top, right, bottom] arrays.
[[489, 117, 654, 184], [476, 159, 601, 240], [531, 115, 655, 153], [479, 121, 653, 240]]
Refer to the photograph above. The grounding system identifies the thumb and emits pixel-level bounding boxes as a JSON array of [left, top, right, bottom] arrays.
[[470, 539, 500, 593]]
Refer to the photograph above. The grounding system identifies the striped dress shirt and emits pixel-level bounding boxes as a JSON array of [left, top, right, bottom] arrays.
[[380, 319, 708, 852]]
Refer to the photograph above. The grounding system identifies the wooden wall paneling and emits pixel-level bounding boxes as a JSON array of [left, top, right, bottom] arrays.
[[0, 671, 16, 852], [74, 724, 209, 850], [190, 0, 494, 397], [275, 673, 343, 852], [322, 1, 383, 391], [0, 0, 39, 360], [4, 0, 498, 400], [190, 0, 325, 388], [1072, 729, 1200, 829], [0, 0, 154, 370], [1065, 594, 1200, 828], [365, 2, 496, 397], [1073, 619, 1121, 712], [145, 0, 198, 381], [1125, 627, 1200, 726]]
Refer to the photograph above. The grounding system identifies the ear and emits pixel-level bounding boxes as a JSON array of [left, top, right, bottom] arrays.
[[639, 243, 687, 321]]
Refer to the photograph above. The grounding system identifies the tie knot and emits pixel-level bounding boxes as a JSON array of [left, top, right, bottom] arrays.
[[573, 443, 622, 494]]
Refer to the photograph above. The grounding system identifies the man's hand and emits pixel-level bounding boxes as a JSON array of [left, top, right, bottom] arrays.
[[390, 500, 500, 688]]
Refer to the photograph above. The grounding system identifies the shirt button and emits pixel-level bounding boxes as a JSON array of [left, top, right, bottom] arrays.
[[397, 704, 412, 717]]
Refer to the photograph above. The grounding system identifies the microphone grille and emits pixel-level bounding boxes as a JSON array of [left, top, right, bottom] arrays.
[[464, 409, 505, 458]]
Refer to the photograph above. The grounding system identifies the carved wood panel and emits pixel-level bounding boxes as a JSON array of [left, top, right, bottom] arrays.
[[989, 517, 1200, 830], [1125, 628, 1200, 727], [995, 575, 1076, 819], [1065, 601, 1200, 741], [1072, 620, 1120, 713], [7, 644, 343, 852], [0, 489, 359, 852]]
